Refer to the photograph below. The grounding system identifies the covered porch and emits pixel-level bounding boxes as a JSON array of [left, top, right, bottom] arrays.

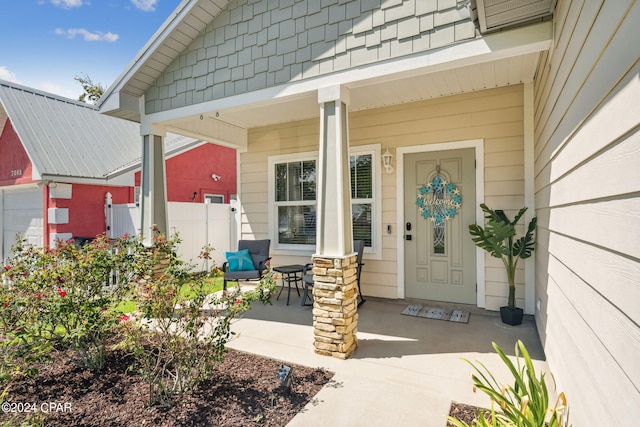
[[228, 293, 546, 426], [96, 0, 640, 422], [99, 0, 553, 359]]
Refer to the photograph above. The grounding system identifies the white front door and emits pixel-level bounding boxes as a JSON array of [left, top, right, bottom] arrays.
[[404, 148, 476, 304]]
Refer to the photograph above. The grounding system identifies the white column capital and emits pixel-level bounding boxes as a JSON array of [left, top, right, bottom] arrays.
[[318, 85, 351, 106], [140, 121, 166, 137]]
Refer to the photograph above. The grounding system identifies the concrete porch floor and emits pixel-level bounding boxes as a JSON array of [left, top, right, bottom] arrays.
[[226, 288, 548, 427]]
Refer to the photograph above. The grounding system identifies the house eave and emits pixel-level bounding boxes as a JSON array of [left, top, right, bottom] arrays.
[[99, 0, 230, 120], [99, 90, 141, 122]]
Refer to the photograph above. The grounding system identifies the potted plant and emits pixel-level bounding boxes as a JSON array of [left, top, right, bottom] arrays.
[[469, 204, 536, 325]]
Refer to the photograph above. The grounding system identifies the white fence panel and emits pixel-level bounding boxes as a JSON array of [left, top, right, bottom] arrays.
[[107, 203, 140, 239], [109, 202, 232, 272], [168, 202, 232, 271], [206, 202, 233, 269]]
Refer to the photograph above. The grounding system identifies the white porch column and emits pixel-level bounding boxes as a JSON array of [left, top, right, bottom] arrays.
[[317, 85, 353, 256], [312, 85, 358, 359], [140, 131, 168, 247]]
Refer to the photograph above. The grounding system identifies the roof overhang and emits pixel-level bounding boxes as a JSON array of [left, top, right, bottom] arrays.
[[100, 0, 553, 147], [145, 21, 552, 142], [99, 0, 231, 121]]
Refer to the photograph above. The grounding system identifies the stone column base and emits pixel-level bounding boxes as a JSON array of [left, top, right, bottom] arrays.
[[311, 254, 358, 359]]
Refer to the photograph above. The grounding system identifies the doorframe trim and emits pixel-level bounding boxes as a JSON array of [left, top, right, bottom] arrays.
[[395, 139, 485, 308]]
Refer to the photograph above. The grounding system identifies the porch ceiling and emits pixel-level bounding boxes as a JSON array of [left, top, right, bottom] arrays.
[[162, 51, 541, 135]]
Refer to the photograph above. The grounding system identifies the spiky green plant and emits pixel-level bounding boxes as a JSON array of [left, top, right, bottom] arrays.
[[447, 340, 567, 427], [468, 204, 536, 310]]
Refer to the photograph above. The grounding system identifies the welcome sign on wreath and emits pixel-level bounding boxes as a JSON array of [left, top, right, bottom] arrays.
[[416, 175, 462, 225]]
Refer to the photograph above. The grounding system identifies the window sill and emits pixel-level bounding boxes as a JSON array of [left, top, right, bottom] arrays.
[[271, 247, 380, 260]]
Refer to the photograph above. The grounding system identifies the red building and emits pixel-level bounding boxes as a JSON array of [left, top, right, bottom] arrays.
[[0, 80, 236, 260]]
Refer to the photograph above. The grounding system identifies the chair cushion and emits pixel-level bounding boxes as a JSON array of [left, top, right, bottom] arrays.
[[224, 270, 260, 280], [238, 239, 270, 257], [251, 254, 269, 270], [225, 249, 255, 272]]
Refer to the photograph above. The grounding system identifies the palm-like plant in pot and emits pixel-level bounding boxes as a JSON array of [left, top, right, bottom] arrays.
[[469, 204, 536, 325]]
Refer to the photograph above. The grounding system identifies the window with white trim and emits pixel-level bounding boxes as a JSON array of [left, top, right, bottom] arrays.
[[268, 145, 380, 255], [204, 194, 224, 204], [350, 153, 373, 247], [275, 160, 317, 246]]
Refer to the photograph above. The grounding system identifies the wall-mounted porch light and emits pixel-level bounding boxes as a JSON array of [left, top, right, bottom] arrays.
[[382, 149, 394, 174]]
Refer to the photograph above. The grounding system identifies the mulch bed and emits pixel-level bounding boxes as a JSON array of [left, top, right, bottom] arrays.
[[3, 345, 491, 426], [3, 348, 333, 427]]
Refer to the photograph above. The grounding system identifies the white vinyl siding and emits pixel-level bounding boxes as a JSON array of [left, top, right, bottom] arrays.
[[532, 0, 640, 425], [349, 85, 525, 301]]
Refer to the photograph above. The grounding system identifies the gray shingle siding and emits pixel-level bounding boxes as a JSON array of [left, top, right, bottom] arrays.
[[145, 0, 476, 114]]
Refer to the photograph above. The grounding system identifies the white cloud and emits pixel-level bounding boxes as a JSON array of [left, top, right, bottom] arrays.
[[0, 66, 22, 84], [40, 82, 78, 100], [51, 0, 84, 9], [131, 0, 158, 12], [54, 28, 119, 42]]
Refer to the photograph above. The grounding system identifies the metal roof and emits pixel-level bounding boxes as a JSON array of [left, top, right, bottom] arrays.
[[0, 80, 201, 182]]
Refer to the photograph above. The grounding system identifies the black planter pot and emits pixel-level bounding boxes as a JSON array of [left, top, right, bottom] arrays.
[[500, 306, 524, 326]]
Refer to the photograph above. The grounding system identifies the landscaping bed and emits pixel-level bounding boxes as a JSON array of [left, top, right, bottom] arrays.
[[447, 402, 489, 426], [3, 347, 333, 427]]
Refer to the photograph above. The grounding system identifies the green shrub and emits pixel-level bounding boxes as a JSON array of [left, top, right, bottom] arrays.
[[0, 235, 141, 371], [114, 233, 278, 406], [447, 340, 567, 427], [1, 228, 277, 407]]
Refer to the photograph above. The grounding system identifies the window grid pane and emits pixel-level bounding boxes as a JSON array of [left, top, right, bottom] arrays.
[[351, 154, 372, 199], [287, 162, 302, 201], [302, 160, 316, 200], [352, 203, 372, 247], [274, 154, 374, 249], [275, 163, 287, 202], [278, 205, 316, 245]]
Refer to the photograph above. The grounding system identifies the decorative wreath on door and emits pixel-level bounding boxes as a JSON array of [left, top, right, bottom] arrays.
[[416, 175, 462, 225]]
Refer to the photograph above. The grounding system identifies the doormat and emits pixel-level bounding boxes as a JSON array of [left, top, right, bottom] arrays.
[[401, 305, 470, 323]]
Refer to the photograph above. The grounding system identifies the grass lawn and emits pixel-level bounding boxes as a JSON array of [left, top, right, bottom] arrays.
[[114, 276, 226, 315]]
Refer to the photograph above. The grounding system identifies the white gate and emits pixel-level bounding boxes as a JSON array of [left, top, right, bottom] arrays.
[[105, 194, 234, 272]]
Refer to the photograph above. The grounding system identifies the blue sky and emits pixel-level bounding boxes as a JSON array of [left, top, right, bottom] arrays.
[[0, 0, 182, 100]]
